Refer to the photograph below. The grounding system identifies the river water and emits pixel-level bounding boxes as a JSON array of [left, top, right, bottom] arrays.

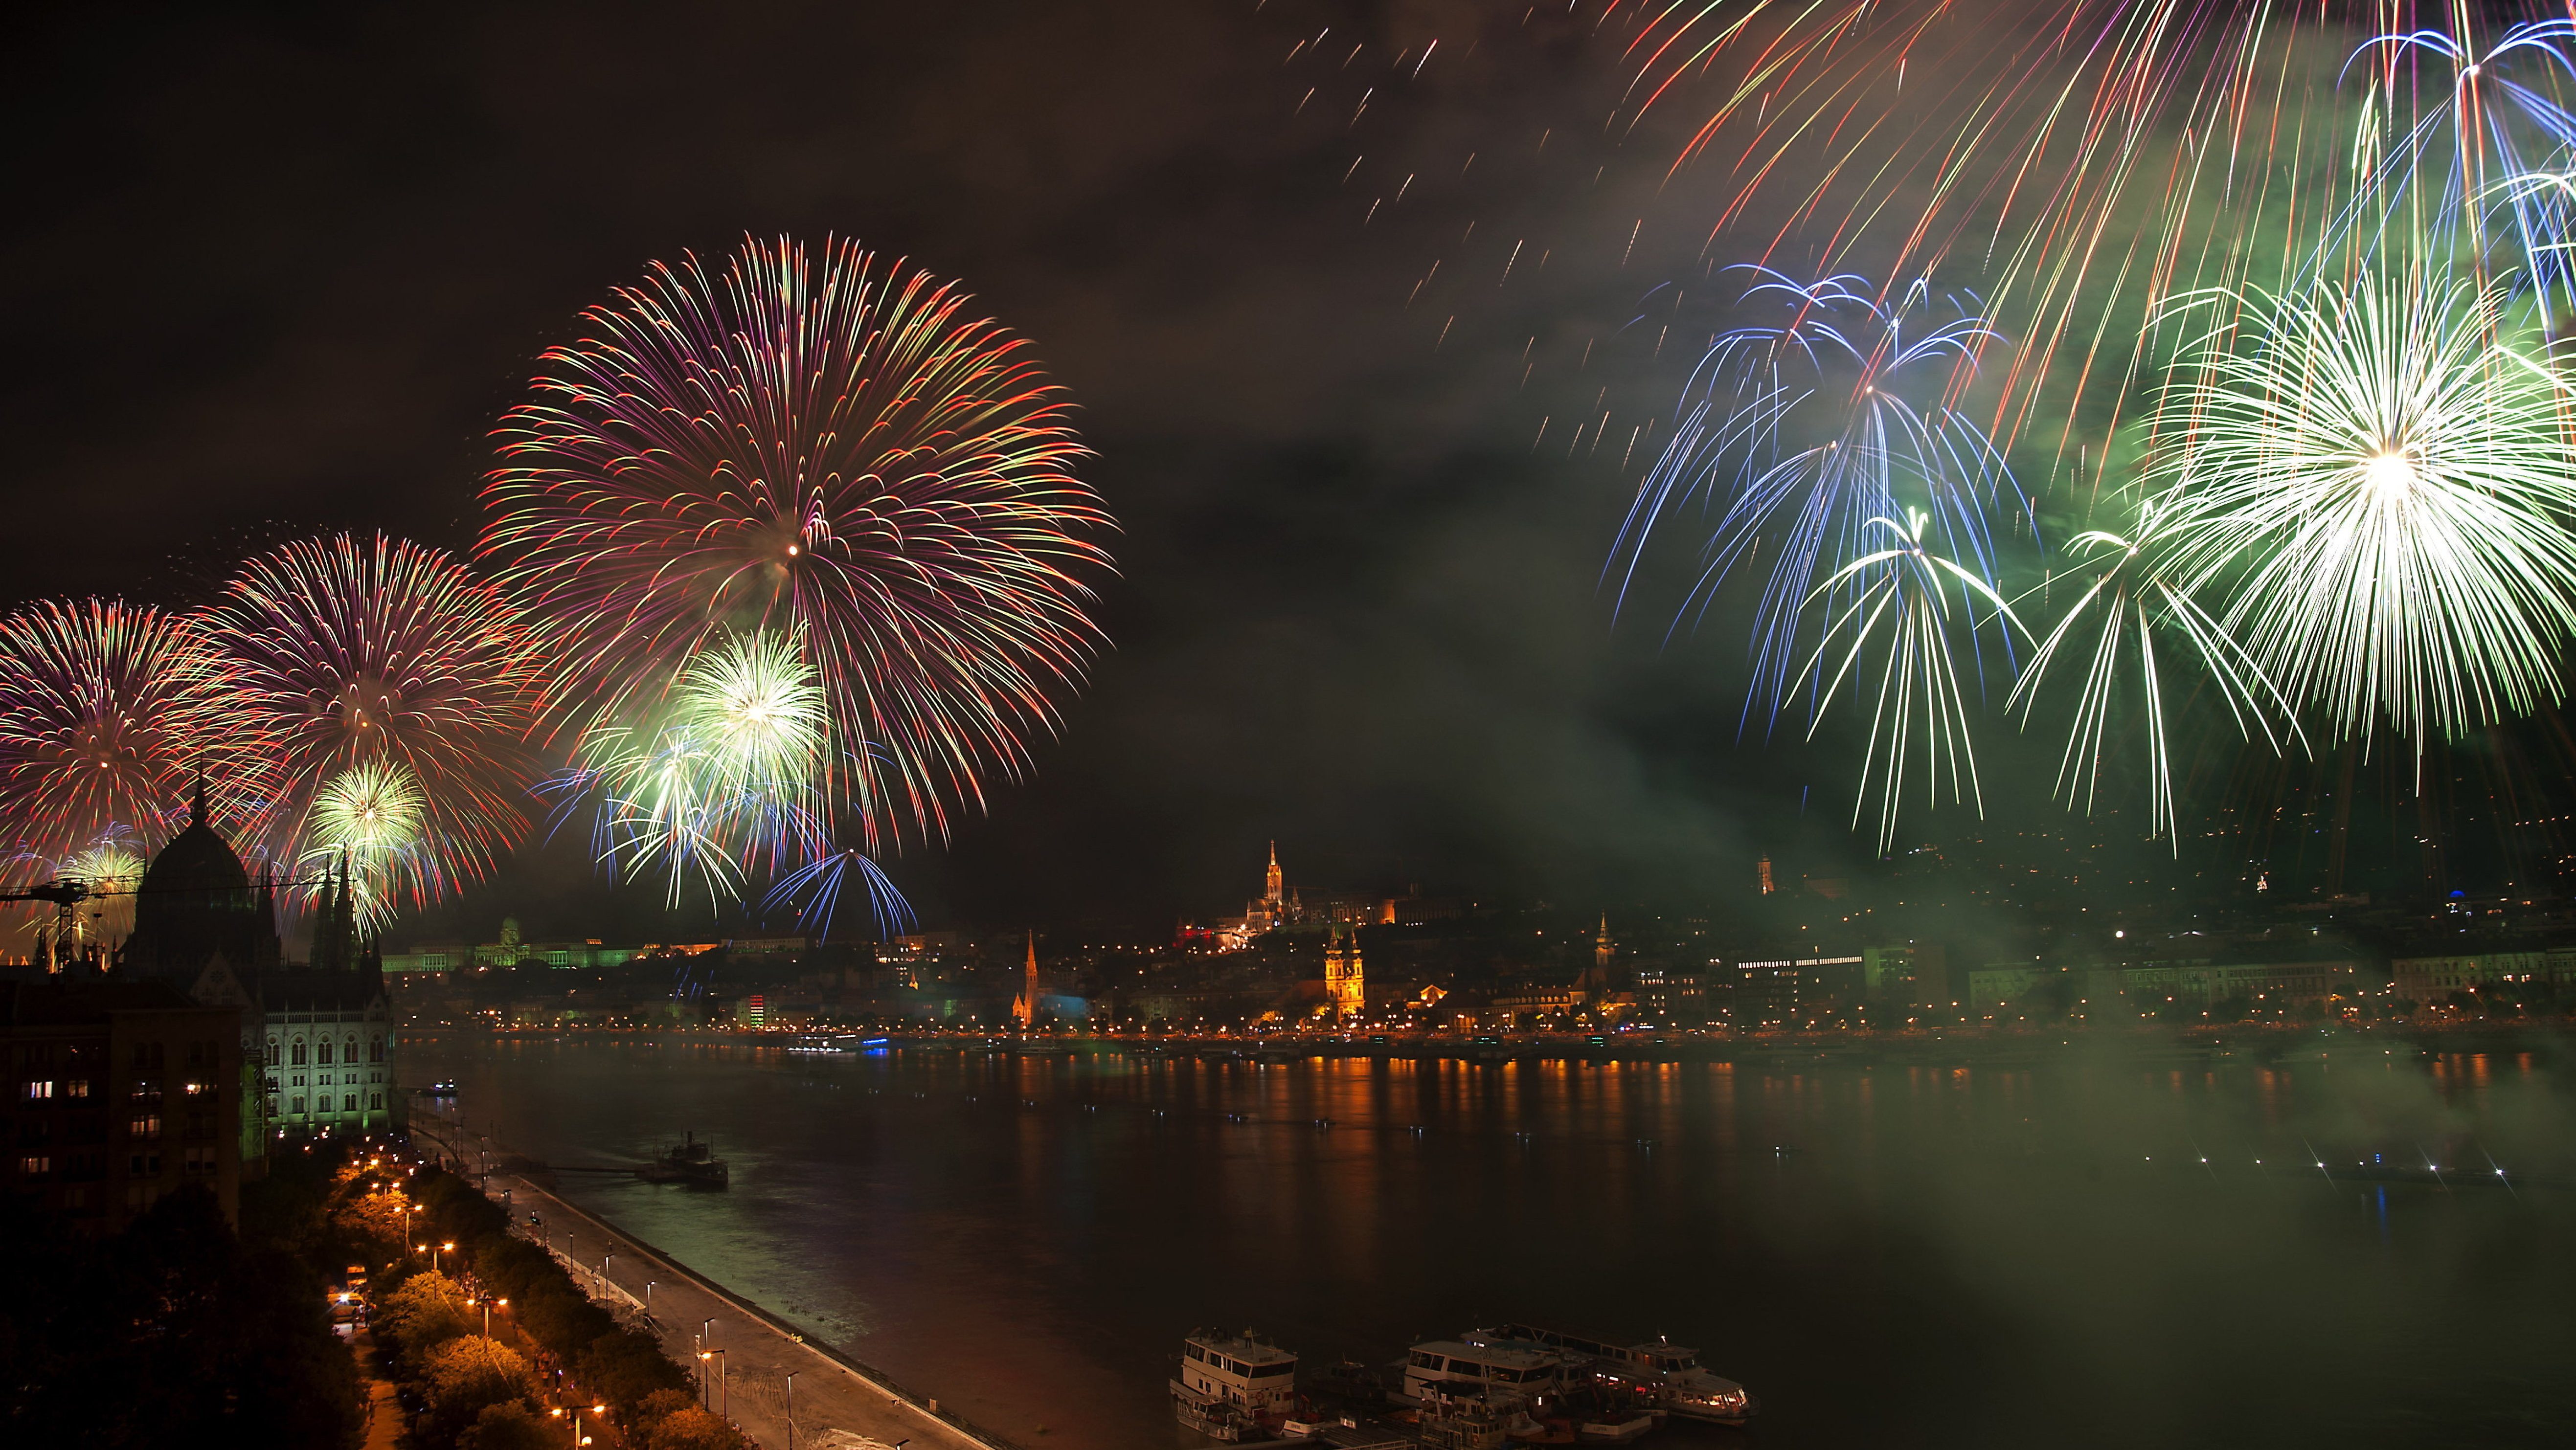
[[407, 1035, 2576, 1449]]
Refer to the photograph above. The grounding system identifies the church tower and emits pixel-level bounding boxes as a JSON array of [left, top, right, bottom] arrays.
[[1012, 930, 1039, 1028], [1264, 841, 1284, 911], [1595, 914, 1614, 975], [1325, 922, 1365, 1020]]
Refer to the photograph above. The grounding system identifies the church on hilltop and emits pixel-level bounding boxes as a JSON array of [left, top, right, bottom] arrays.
[[109, 781, 402, 1160]]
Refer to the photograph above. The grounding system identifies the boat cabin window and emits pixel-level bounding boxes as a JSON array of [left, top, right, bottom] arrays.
[[1254, 1362, 1295, 1380], [1185, 1346, 1208, 1362], [1661, 1356, 1697, 1372], [1410, 1351, 1444, 1369]]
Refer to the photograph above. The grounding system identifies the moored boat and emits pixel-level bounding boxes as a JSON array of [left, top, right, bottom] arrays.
[[1393, 1340, 1565, 1407], [1172, 1328, 1300, 1442], [1468, 1324, 1751, 1427]]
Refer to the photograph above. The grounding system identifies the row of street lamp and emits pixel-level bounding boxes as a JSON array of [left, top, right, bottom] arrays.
[[404, 1138, 817, 1447]]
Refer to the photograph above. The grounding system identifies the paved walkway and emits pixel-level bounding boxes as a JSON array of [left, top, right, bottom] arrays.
[[482, 1169, 1005, 1450], [352, 1330, 403, 1450]]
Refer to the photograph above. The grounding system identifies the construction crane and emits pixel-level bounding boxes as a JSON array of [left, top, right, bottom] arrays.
[[0, 879, 98, 973]]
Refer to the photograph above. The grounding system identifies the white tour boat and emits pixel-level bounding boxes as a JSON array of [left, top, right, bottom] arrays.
[[1173, 1328, 1301, 1442], [1392, 1339, 1566, 1407]]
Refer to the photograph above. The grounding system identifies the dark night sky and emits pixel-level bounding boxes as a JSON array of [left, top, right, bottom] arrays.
[[9, 2, 2511, 942], [5, 0, 1828, 940]]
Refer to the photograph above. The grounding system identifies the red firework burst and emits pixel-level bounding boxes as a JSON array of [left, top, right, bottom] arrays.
[[0, 598, 240, 876], [203, 533, 542, 899]]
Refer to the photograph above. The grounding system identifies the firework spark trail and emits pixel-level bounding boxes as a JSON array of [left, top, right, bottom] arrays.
[[482, 234, 1115, 862], [762, 848, 917, 941], [1610, 270, 2031, 733], [2007, 503, 2304, 847], [205, 533, 540, 903], [0, 599, 239, 873], [2339, 22, 2576, 301], [1613, 1, 2576, 458], [1796, 507, 2025, 852], [2149, 268, 2576, 761]]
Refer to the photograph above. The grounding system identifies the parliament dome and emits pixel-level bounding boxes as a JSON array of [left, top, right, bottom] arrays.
[[119, 781, 279, 981]]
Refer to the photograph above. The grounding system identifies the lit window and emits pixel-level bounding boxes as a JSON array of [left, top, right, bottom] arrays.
[[20, 1080, 52, 1101]]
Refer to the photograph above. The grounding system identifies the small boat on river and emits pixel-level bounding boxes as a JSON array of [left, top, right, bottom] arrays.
[[636, 1131, 729, 1188]]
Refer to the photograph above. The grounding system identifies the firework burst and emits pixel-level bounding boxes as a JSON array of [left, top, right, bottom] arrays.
[[1612, 271, 2028, 730], [562, 629, 830, 909], [204, 533, 540, 901], [2147, 269, 2576, 756], [0, 599, 235, 872], [303, 760, 428, 931], [483, 234, 1115, 862]]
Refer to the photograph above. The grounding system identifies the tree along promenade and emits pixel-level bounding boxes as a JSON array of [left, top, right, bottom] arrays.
[[484, 1167, 1008, 1450]]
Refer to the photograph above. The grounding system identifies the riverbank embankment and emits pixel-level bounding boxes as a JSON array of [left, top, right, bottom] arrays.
[[413, 1119, 1012, 1450]]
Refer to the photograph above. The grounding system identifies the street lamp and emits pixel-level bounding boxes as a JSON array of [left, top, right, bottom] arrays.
[[481, 1297, 507, 1337], [786, 1371, 799, 1450], [643, 1280, 656, 1321], [548, 1403, 607, 1448], [707, 1347, 728, 1415], [437, 1241, 455, 1275]]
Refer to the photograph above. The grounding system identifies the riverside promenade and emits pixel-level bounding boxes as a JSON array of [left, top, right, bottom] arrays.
[[415, 1119, 1006, 1450]]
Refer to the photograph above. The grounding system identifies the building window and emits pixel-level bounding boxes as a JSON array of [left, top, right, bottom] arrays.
[[127, 1115, 160, 1140], [266, 1040, 280, 1066], [17, 1156, 47, 1177], [290, 1096, 304, 1114], [316, 1040, 333, 1066], [369, 1036, 385, 1063], [65, 1079, 89, 1100], [127, 1153, 160, 1176], [20, 1080, 51, 1101], [130, 1043, 163, 1070], [369, 1092, 384, 1110], [184, 1147, 216, 1175], [343, 1035, 358, 1064], [317, 1095, 334, 1113], [290, 1040, 307, 1067]]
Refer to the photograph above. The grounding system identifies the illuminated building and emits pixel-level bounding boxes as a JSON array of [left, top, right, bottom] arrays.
[[1012, 930, 1040, 1027], [1634, 963, 1705, 1025], [1757, 856, 1775, 895], [1324, 923, 1364, 1019]]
